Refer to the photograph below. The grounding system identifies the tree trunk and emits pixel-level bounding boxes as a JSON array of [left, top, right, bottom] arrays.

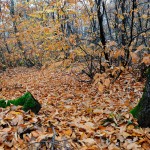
[[95, 0, 109, 61], [130, 67, 150, 127]]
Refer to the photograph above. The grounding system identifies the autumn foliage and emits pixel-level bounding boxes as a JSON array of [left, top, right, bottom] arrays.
[[0, 0, 150, 149]]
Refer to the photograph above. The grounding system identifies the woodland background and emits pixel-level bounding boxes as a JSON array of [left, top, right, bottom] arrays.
[[0, 0, 149, 73]]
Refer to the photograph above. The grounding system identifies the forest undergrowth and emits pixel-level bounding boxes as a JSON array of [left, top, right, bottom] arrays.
[[0, 62, 149, 150]]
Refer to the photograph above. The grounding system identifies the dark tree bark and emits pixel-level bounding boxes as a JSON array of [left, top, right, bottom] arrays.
[[121, 0, 127, 46], [95, 0, 109, 61], [131, 67, 150, 127]]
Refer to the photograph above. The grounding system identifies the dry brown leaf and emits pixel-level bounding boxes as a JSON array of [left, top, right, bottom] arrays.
[[93, 108, 103, 114], [80, 132, 87, 140], [31, 131, 39, 138], [127, 124, 134, 130], [104, 78, 110, 87], [98, 83, 104, 93], [82, 138, 96, 147], [130, 52, 139, 63], [126, 142, 141, 150], [78, 123, 94, 134], [1, 127, 12, 132], [80, 146, 88, 150], [64, 105, 72, 109], [132, 129, 144, 136], [142, 55, 150, 65], [137, 45, 144, 51], [108, 143, 120, 150], [122, 132, 130, 138], [85, 122, 95, 129], [142, 142, 150, 150], [63, 129, 72, 136], [11, 115, 23, 125], [113, 50, 124, 58], [86, 145, 99, 150]]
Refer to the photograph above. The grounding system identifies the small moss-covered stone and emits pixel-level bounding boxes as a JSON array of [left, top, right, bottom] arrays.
[[0, 92, 41, 114], [130, 67, 150, 127], [0, 99, 9, 108]]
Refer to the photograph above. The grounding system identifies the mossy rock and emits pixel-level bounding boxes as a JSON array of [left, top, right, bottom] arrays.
[[0, 92, 41, 114], [130, 67, 150, 127]]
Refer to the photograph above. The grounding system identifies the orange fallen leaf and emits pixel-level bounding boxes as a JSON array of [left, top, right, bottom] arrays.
[[80, 132, 87, 140], [98, 83, 104, 93], [2, 127, 12, 132], [142, 142, 150, 150], [31, 131, 39, 138], [130, 52, 139, 63], [104, 78, 110, 87], [142, 55, 150, 65], [63, 129, 72, 136], [127, 124, 134, 130]]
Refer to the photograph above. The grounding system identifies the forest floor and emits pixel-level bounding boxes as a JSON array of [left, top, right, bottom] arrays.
[[0, 62, 150, 150]]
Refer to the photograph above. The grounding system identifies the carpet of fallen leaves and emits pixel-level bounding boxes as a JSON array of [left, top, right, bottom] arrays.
[[0, 63, 150, 150]]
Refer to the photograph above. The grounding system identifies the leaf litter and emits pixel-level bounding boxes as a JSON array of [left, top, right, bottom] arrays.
[[0, 65, 149, 150]]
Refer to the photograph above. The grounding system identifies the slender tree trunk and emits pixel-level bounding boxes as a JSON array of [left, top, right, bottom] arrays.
[[95, 0, 109, 61], [121, 0, 127, 46]]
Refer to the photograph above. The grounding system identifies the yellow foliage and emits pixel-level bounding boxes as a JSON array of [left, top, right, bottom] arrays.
[[117, 14, 124, 20], [142, 55, 150, 65], [130, 52, 139, 63]]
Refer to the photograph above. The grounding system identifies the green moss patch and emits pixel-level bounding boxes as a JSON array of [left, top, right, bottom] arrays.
[[0, 92, 41, 114]]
